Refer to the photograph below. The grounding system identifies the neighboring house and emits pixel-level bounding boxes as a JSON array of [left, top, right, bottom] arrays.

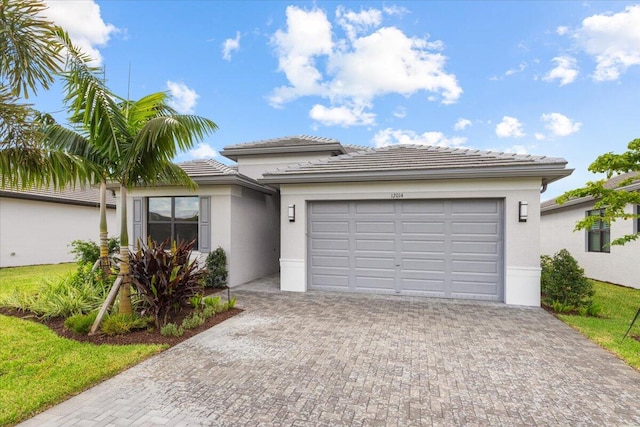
[[123, 135, 572, 306], [541, 172, 640, 288], [0, 185, 117, 267]]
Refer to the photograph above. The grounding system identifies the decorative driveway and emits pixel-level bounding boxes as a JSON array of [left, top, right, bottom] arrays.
[[19, 277, 640, 426]]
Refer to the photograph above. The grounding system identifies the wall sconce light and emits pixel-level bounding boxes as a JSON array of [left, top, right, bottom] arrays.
[[288, 204, 295, 222], [519, 201, 528, 223]]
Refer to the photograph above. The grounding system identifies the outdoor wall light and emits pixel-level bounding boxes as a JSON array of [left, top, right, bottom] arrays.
[[288, 204, 296, 222], [519, 201, 528, 222]]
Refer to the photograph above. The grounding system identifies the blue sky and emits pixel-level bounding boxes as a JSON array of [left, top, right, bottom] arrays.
[[34, 1, 640, 199]]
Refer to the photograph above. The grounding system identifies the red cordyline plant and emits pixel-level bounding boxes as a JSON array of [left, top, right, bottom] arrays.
[[130, 239, 204, 328]]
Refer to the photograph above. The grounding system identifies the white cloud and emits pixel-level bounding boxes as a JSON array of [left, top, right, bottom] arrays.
[[336, 6, 382, 40], [188, 143, 217, 159], [505, 62, 527, 76], [535, 133, 546, 141], [543, 56, 579, 85], [393, 106, 406, 118], [42, 0, 117, 65], [166, 81, 199, 114], [495, 116, 525, 138], [541, 112, 582, 136], [382, 5, 410, 16], [454, 118, 472, 131], [574, 5, 640, 81], [222, 31, 241, 61], [503, 145, 528, 155], [309, 104, 376, 127], [372, 128, 467, 148], [556, 26, 569, 36], [269, 6, 461, 125]]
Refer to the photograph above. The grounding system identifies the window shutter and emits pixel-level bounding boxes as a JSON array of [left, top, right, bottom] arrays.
[[133, 197, 144, 249], [199, 196, 211, 252]]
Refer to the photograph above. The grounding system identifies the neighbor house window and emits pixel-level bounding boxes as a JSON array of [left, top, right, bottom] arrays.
[[587, 208, 609, 253], [147, 197, 199, 248], [636, 205, 640, 234]]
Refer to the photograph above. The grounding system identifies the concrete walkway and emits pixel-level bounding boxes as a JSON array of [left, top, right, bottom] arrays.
[[19, 277, 640, 426]]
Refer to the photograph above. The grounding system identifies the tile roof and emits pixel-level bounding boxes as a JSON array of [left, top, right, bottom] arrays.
[[177, 159, 239, 177], [261, 144, 570, 184], [220, 135, 346, 161], [0, 184, 116, 208], [223, 135, 341, 150], [541, 171, 640, 212]]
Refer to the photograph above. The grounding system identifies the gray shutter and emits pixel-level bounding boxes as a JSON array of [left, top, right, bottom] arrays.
[[133, 197, 143, 249], [199, 196, 211, 252]]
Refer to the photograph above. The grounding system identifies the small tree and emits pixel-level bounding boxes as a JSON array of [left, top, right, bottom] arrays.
[[203, 247, 228, 288], [541, 249, 593, 310], [557, 138, 640, 246]]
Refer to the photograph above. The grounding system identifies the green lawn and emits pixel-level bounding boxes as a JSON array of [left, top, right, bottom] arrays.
[[558, 280, 640, 370], [0, 264, 165, 426]]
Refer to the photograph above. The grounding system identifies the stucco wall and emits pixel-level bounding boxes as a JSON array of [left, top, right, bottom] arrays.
[[541, 203, 639, 288], [278, 178, 543, 306], [124, 185, 279, 287], [0, 197, 117, 267]]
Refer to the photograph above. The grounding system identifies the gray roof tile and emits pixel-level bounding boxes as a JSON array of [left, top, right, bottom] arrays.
[[224, 135, 340, 150], [177, 159, 239, 177], [0, 184, 116, 207]]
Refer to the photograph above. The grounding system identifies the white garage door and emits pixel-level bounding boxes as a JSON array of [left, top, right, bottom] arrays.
[[308, 199, 504, 301]]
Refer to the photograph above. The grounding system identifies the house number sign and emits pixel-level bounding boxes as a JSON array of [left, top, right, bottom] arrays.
[[391, 192, 404, 199]]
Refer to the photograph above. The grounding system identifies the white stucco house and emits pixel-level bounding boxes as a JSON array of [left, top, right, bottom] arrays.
[[124, 135, 572, 307], [0, 185, 117, 267], [541, 173, 640, 288]]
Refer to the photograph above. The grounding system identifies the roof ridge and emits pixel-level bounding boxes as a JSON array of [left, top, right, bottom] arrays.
[[225, 134, 341, 149]]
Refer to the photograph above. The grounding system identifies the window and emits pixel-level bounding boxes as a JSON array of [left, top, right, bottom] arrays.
[[636, 205, 640, 234], [147, 197, 199, 248], [587, 208, 610, 253]]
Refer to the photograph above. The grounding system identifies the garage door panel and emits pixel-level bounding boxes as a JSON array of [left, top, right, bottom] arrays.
[[311, 221, 350, 233], [311, 202, 350, 215], [308, 199, 503, 301], [312, 238, 349, 250]]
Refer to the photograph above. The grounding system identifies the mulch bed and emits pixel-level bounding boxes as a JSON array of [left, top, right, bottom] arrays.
[[0, 295, 242, 347]]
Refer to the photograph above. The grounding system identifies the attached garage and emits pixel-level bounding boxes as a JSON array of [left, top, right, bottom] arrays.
[[308, 199, 503, 300], [261, 144, 573, 307]]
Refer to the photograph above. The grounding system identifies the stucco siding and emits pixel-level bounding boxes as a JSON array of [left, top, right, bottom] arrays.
[[541, 203, 640, 288], [0, 197, 117, 267], [278, 177, 543, 306]]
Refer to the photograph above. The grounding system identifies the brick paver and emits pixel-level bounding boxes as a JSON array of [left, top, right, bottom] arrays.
[[18, 278, 640, 426]]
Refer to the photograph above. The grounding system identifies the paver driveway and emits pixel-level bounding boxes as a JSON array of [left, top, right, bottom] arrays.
[[19, 279, 640, 426]]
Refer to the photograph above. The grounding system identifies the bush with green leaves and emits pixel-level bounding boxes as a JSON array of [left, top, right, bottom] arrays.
[[541, 249, 594, 312], [130, 239, 205, 328], [203, 247, 228, 288], [64, 311, 98, 335], [69, 237, 120, 265], [160, 323, 184, 337], [101, 313, 151, 335], [181, 312, 205, 330], [1, 264, 111, 319]]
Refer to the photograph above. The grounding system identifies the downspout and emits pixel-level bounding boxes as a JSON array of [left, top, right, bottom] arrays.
[[541, 180, 548, 194]]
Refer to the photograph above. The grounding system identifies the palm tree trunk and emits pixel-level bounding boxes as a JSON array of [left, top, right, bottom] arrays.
[[118, 184, 133, 315], [99, 180, 110, 277]]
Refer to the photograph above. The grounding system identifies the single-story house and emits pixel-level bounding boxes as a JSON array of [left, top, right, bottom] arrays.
[[0, 185, 117, 267], [541, 172, 640, 288], [124, 135, 572, 307]]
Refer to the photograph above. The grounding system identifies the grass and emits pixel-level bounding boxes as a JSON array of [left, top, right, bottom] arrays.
[[0, 264, 165, 426], [557, 280, 640, 370]]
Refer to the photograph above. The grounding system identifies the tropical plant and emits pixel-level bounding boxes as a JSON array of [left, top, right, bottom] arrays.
[[129, 239, 205, 328], [69, 237, 119, 265], [541, 249, 594, 311], [64, 311, 98, 334], [160, 323, 183, 337], [0, 0, 87, 190], [55, 32, 218, 314], [203, 247, 228, 288], [100, 313, 150, 336], [557, 138, 640, 246]]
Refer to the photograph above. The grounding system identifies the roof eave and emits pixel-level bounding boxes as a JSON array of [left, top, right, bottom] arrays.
[[542, 181, 640, 213], [221, 143, 346, 161], [260, 165, 574, 185]]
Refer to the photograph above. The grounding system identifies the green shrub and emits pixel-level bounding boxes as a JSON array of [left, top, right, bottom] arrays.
[[64, 312, 98, 335], [541, 249, 594, 311], [2, 264, 111, 319], [203, 295, 220, 307], [69, 237, 119, 265], [101, 313, 150, 335], [228, 296, 237, 309], [130, 239, 205, 328], [202, 305, 216, 319], [181, 312, 205, 330], [552, 301, 575, 314], [189, 294, 203, 309], [160, 323, 184, 337], [203, 247, 228, 288]]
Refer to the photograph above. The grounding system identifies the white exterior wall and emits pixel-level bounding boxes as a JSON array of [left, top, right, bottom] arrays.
[[0, 197, 118, 267], [124, 185, 279, 287], [235, 153, 336, 180], [278, 178, 543, 306], [541, 203, 640, 288]]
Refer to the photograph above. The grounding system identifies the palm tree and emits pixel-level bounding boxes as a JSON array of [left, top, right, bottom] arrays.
[[58, 32, 218, 314], [0, 0, 87, 190]]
